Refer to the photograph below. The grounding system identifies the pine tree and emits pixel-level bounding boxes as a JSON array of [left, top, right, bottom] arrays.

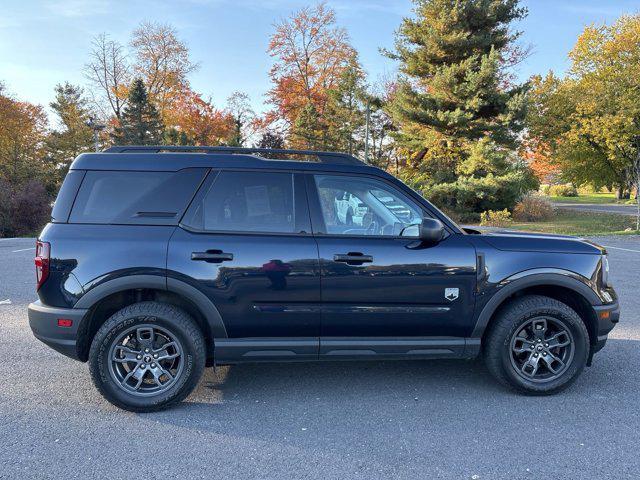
[[387, 0, 528, 165], [47, 83, 94, 183], [112, 79, 164, 145]]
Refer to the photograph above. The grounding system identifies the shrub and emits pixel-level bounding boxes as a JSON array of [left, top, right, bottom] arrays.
[[548, 183, 578, 197], [0, 179, 51, 238], [480, 209, 512, 227], [513, 195, 554, 222], [539, 184, 551, 195], [423, 170, 539, 220]]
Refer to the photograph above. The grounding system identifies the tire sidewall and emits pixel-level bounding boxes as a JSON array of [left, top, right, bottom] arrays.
[[499, 305, 589, 393], [91, 310, 203, 411]]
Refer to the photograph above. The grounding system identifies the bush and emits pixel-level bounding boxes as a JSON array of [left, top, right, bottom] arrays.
[[548, 183, 578, 197], [480, 209, 512, 227], [513, 195, 554, 222], [539, 184, 551, 196], [423, 170, 539, 220], [0, 179, 51, 238]]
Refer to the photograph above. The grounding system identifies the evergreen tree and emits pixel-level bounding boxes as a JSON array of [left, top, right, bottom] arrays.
[[388, 0, 527, 154], [46, 83, 94, 184], [386, 0, 534, 217], [112, 79, 164, 145]]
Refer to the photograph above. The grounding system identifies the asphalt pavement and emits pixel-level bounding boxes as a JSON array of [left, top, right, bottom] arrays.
[[1, 236, 639, 479]]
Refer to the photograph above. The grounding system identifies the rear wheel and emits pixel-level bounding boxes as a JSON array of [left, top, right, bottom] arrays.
[[89, 301, 205, 412], [483, 295, 589, 395]]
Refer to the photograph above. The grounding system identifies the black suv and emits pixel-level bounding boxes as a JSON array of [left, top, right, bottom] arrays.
[[29, 146, 620, 411]]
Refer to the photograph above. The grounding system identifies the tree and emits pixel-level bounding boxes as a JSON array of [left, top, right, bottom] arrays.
[[130, 22, 198, 120], [385, 0, 533, 217], [0, 86, 49, 186], [528, 14, 640, 210], [47, 83, 94, 184], [226, 91, 256, 147], [85, 33, 130, 119], [165, 89, 233, 146], [112, 79, 164, 145], [266, 2, 357, 148]]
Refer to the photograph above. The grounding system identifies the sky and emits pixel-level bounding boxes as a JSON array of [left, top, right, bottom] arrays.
[[1, 0, 639, 121]]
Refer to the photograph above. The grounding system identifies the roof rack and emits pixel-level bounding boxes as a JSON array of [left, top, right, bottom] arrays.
[[103, 145, 363, 166]]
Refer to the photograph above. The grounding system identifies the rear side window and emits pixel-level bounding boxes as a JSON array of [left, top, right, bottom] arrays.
[[52, 170, 86, 223], [69, 169, 206, 225], [183, 171, 296, 233]]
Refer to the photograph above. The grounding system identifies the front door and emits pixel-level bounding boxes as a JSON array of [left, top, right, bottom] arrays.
[[168, 170, 320, 359], [308, 173, 477, 349]]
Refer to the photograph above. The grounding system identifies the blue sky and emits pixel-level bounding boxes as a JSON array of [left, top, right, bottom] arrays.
[[1, 0, 638, 120]]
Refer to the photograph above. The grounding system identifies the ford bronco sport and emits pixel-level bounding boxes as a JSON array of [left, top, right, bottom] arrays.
[[28, 146, 620, 411]]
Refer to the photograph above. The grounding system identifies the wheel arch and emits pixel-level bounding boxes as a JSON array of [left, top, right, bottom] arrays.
[[472, 271, 600, 350], [74, 275, 226, 363]]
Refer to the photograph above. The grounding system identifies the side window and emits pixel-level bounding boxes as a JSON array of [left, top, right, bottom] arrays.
[[69, 169, 206, 225], [314, 175, 425, 237], [184, 171, 297, 233]]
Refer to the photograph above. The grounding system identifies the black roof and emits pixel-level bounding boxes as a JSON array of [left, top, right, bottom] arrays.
[[71, 145, 385, 176]]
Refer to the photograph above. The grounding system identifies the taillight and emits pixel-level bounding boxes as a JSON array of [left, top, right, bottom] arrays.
[[35, 240, 50, 290]]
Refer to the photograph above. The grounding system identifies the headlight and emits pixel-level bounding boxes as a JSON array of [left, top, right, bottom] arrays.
[[601, 254, 611, 287]]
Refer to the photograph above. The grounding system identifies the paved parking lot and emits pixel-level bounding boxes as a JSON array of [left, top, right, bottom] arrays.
[[1, 236, 639, 479]]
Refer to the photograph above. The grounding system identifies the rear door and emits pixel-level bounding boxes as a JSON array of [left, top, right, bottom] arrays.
[[168, 169, 321, 359], [307, 173, 477, 352]]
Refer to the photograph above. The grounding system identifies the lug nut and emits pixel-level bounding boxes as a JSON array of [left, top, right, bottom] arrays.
[[545, 343, 549, 347], [534, 353, 539, 357], [543, 352, 547, 356], [153, 353, 158, 359], [151, 363, 156, 368], [140, 364, 146, 369], [144, 348, 150, 353], [136, 355, 142, 360]]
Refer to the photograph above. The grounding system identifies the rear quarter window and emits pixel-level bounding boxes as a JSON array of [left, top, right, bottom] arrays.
[[69, 168, 207, 225], [51, 170, 86, 223]]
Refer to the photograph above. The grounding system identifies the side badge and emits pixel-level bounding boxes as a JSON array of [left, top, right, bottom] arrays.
[[445, 288, 459, 301]]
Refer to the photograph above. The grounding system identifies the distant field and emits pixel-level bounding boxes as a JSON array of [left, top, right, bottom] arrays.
[[509, 208, 635, 236], [549, 192, 629, 204]]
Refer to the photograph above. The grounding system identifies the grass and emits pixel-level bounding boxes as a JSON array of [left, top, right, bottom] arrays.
[[549, 192, 635, 205], [507, 208, 637, 236]]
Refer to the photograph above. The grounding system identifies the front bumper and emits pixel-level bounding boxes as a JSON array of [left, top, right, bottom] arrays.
[[28, 301, 87, 360], [591, 300, 620, 354]]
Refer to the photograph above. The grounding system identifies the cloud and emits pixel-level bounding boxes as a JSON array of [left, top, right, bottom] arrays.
[[45, 0, 110, 18]]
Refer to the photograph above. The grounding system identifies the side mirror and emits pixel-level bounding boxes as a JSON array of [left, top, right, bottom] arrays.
[[419, 218, 445, 244]]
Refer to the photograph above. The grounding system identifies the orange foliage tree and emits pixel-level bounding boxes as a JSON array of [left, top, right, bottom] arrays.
[[266, 2, 357, 147]]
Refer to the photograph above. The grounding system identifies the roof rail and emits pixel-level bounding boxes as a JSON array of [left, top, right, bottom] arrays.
[[103, 145, 363, 166]]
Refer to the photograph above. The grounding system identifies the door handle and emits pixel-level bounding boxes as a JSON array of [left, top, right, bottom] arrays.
[[191, 251, 234, 263], [333, 253, 373, 265]]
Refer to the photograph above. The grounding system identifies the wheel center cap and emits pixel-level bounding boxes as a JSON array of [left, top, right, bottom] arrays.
[[144, 355, 152, 362], [537, 346, 544, 351]]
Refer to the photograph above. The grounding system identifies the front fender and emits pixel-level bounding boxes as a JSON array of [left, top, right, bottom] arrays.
[[470, 268, 602, 338]]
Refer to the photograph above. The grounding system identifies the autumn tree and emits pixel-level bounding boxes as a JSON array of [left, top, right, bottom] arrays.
[[85, 34, 130, 119], [112, 79, 164, 145], [266, 2, 358, 149], [47, 83, 94, 184], [130, 22, 198, 120], [529, 15, 640, 206], [226, 91, 256, 147], [165, 89, 233, 146]]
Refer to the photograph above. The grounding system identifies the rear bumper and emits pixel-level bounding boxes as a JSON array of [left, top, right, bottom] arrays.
[[28, 301, 87, 361], [591, 300, 620, 354]]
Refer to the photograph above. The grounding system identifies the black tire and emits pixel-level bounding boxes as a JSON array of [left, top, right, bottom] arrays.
[[89, 301, 206, 412], [483, 295, 589, 395]]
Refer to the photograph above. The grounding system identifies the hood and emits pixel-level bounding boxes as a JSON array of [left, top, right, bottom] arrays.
[[464, 227, 605, 255]]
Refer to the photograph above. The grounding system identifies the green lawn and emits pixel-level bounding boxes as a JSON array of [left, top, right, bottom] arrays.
[[549, 192, 634, 204], [507, 208, 636, 236]]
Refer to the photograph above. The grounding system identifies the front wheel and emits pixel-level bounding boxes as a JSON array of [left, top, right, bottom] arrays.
[[89, 301, 206, 412], [483, 295, 590, 395]]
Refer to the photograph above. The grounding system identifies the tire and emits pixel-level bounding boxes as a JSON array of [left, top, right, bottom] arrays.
[[483, 295, 589, 395], [89, 301, 206, 412]]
